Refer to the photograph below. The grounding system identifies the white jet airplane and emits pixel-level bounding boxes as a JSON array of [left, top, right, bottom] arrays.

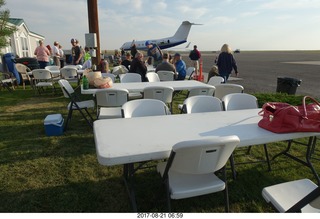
[[120, 21, 201, 51]]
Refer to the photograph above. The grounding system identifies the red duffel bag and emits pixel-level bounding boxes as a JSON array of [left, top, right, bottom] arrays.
[[258, 96, 320, 133]]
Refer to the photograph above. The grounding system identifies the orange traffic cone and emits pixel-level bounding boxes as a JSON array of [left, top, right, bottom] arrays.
[[198, 59, 204, 82]]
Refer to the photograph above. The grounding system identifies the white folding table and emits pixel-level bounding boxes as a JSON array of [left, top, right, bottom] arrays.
[[93, 109, 320, 211], [81, 80, 214, 95]]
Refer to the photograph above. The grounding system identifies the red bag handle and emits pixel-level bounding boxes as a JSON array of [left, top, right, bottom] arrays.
[[302, 96, 320, 118]]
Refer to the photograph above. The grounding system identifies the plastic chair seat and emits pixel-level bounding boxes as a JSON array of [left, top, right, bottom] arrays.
[[98, 107, 122, 119], [262, 179, 320, 212], [68, 100, 95, 110]]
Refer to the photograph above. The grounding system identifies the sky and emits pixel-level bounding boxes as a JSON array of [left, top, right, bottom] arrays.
[[4, 0, 320, 51]]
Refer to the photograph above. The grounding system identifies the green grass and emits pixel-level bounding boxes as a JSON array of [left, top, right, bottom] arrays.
[[0, 84, 319, 212]]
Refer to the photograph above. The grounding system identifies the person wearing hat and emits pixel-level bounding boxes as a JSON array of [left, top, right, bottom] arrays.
[[70, 38, 83, 65], [145, 40, 163, 67], [173, 53, 186, 80], [52, 41, 61, 68]]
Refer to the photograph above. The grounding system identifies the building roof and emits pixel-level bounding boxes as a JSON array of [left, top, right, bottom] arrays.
[[8, 18, 24, 26], [8, 18, 44, 38]]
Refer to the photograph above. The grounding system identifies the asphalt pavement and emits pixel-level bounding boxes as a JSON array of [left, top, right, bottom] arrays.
[[181, 51, 320, 99]]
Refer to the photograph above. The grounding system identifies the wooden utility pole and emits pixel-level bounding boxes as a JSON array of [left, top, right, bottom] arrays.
[[87, 0, 101, 68]]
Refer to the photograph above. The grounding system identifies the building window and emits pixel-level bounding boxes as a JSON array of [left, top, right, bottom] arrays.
[[21, 37, 29, 57]]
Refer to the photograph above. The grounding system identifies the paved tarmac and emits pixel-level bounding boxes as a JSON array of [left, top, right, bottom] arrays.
[[182, 51, 320, 99]]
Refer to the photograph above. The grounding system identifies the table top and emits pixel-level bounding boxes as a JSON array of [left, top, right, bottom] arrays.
[[81, 80, 214, 94], [93, 109, 319, 166]]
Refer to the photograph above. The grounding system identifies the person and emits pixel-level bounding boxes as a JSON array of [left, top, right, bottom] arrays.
[[82, 57, 92, 70], [155, 52, 176, 74], [70, 38, 83, 65], [113, 49, 122, 66], [173, 53, 186, 80], [52, 41, 61, 68], [84, 47, 91, 62], [34, 40, 50, 69], [188, 45, 201, 77], [100, 57, 110, 73], [129, 51, 147, 82], [216, 44, 239, 83], [120, 48, 125, 57], [59, 44, 65, 68], [121, 52, 132, 70], [207, 65, 219, 82], [145, 40, 163, 67], [130, 43, 137, 58]]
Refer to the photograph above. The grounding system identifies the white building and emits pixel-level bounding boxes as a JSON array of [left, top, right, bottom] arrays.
[[0, 18, 44, 71]]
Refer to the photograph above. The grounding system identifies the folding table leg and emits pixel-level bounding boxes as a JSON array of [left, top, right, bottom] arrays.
[[272, 136, 320, 185], [123, 163, 138, 212]]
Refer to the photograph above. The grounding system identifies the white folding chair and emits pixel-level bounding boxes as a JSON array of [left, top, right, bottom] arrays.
[[222, 93, 271, 178], [32, 69, 56, 95], [58, 79, 94, 130], [121, 99, 170, 118], [143, 86, 174, 112], [262, 178, 320, 212], [120, 73, 143, 100], [112, 65, 129, 75], [156, 70, 175, 81], [185, 67, 195, 80], [60, 67, 80, 85], [207, 76, 224, 86], [101, 73, 116, 82], [182, 96, 223, 114], [214, 84, 244, 99], [119, 73, 141, 83], [45, 65, 60, 71], [157, 135, 240, 212], [95, 88, 129, 119], [146, 72, 160, 82], [178, 85, 215, 113]]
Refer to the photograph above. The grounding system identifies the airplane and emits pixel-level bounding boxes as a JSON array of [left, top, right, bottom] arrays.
[[167, 42, 192, 51], [120, 21, 201, 51]]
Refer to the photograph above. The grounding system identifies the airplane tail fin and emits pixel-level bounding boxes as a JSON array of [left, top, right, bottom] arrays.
[[172, 21, 202, 41]]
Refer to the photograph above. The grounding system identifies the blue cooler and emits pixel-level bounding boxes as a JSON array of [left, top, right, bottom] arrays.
[[44, 114, 64, 136]]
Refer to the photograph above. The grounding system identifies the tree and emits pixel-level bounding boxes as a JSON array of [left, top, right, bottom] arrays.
[[0, 0, 16, 51]]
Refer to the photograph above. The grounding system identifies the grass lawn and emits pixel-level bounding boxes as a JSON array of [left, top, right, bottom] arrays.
[[0, 82, 319, 213]]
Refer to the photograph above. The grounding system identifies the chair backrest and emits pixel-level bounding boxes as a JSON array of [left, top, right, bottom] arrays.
[[60, 67, 78, 79], [156, 70, 175, 81], [112, 65, 129, 75], [45, 65, 60, 71], [185, 67, 195, 79], [32, 69, 52, 80], [184, 96, 223, 114], [207, 76, 224, 86], [214, 84, 244, 99], [146, 72, 160, 82], [222, 93, 258, 111], [58, 79, 75, 98], [122, 99, 169, 118], [143, 86, 174, 104], [170, 135, 240, 174], [120, 73, 142, 83], [187, 85, 215, 97], [95, 88, 129, 107], [101, 73, 116, 82], [15, 63, 31, 80]]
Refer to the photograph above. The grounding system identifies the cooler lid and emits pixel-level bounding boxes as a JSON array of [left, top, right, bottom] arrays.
[[44, 114, 63, 125]]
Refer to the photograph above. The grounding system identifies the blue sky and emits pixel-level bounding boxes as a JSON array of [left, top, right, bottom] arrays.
[[5, 0, 320, 51]]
